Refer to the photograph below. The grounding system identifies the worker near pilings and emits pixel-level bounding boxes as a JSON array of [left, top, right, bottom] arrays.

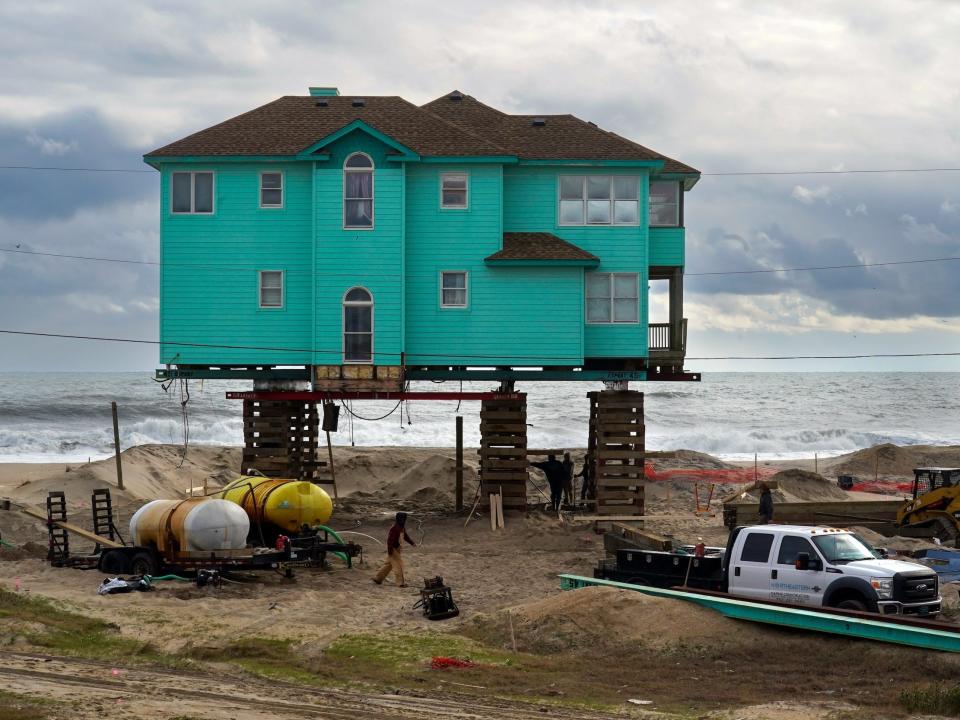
[[758, 483, 774, 525], [373, 511, 416, 588], [562, 452, 575, 506], [531, 454, 567, 512]]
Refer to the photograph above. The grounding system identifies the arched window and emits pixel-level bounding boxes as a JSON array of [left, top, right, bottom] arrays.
[[343, 287, 373, 363], [344, 153, 374, 228]]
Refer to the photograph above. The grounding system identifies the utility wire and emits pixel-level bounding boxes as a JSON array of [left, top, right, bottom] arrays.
[[5, 163, 960, 176], [0, 328, 956, 362], [0, 165, 154, 173], [3, 245, 958, 279], [686, 256, 960, 276]]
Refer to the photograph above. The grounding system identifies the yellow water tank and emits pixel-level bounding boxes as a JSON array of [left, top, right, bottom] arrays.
[[217, 476, 333, 534]]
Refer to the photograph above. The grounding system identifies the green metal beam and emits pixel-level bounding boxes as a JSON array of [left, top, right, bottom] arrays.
[[559, 574, 960, 654], [155, 367, 311, 381]]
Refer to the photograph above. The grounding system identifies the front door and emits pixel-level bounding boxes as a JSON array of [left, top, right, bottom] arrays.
[[770, 535, 827, 607], [730, 531, 775, 601]]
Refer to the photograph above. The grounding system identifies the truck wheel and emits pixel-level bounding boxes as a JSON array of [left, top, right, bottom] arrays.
[[129, 551, 158, 577], [99, 549, 130, 575], [835, 598, 867, 611]]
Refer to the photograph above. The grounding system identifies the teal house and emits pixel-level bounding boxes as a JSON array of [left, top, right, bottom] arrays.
[[145, 89, 699, 386]]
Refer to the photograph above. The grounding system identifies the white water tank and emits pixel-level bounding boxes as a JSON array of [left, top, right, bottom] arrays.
[[129, 498, 249, 553]]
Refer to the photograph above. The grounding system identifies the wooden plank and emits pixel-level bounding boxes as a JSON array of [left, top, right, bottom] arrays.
[[18, 505, 124, 548], [480, 471, 529, 482], [478, 447, 527, 458], [597, 479, 643, 490], [597, 450, 645, 460], [480, 459, 528, 469], [480, 411, 528, 420], [482, 485, 527, 497], [596, 490, 642, 501], [595, 505, 642, 516], [482, 435, 529, 446], [479, 423, 528, 433], [610, 522, 672, 551]]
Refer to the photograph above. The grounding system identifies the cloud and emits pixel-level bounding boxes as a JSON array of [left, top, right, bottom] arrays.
[[845, 202, 867, 217], [1, 0, 959, 369], [791, 185, 833, 205]]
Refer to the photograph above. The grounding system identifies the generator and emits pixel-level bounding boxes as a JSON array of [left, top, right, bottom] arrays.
[[413, 576, 459, 621]]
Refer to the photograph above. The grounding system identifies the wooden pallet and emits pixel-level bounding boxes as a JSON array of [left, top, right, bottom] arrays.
[[478, 394, 528, 508], [587, 390, 645, 516]]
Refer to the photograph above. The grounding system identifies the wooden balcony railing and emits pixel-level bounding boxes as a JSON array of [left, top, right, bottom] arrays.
[[648, 318, 687, 354]]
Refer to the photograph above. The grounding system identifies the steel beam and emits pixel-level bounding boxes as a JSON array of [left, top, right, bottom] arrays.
[[559, 574, 960, 653], [225, 390, 524, 402]]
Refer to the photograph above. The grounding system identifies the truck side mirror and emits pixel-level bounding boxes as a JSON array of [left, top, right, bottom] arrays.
[[795, 553, 810, 571], [875, 547, 889, 559]]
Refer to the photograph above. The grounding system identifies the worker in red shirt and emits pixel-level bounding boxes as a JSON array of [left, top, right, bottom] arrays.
[[372, 512, 416, 587]]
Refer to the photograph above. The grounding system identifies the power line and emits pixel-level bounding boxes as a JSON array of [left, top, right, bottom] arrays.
[[3, 245, 957, 279], [702, 167, 960, 176], [4, 163, 960, 177], [0, 247, 401, 277], [0, 328, 956, 362], [686, 256, 960, 276], [0, 164, 153, 173]]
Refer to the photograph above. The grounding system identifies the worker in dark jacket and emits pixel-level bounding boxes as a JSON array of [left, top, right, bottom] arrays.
[[530, 454, 567, 511], [373, 511, 416, 587], [576, 457, 596, 503], [758, 483, 774, 524]]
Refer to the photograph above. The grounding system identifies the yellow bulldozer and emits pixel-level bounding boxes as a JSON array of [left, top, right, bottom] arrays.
[[896, 467, 960, 546]]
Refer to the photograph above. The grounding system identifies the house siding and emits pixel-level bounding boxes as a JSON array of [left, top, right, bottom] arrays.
[[502, 165, 650, 358], [159, 162, 313, 364], [649, 227, 685, 266], [312, 131, 403, 365], [404, 164, 582, 365]]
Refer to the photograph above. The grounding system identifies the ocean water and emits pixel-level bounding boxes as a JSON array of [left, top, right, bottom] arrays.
[[0, 372, 956, 463]]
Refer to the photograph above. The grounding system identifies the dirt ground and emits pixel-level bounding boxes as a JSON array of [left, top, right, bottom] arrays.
[[2, 443, 960, 719]]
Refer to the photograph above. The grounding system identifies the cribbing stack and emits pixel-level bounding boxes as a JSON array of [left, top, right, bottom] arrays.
[[241, 399, 325, 481], [588, 390, 645, 516], [478, 393, 529, 510]]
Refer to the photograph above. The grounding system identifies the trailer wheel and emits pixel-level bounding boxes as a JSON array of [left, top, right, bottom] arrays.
[[129, 551, 158, 577], [99, 549, 130, 575]]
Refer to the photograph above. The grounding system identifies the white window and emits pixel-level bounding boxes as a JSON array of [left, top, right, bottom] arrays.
[[441, 271, 468, 307], [559, 175, 638, 226], [649, 181, 680, 226], [171, 171, 214, 214], [440, 172, 468, 209], [259, 271, 283, 308], [586, 272, 639, 324], [260, 172, 283, 208], [344, 153, 374, 228], [343, 287, 373, 363]]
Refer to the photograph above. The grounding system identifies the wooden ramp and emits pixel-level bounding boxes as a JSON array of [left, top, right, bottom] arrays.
[[17, 503, 123, 549]]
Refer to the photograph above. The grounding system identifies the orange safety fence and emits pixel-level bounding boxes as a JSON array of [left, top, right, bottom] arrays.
[[643, 465, 779, 485]]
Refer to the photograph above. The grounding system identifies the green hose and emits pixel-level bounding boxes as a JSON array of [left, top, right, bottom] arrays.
[[0, 538, 16, 549], [144, 574, 192, 582], [316, 524, 351, 567]]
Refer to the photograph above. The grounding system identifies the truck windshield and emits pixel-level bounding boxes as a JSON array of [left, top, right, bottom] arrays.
[[812, 534, 875, 563]]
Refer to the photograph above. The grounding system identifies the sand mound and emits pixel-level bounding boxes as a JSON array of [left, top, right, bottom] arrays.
[[826, 444, 960, 479], [377, 454, 477, 504], [652, 449, 738, 471], [467, 586, 772, 653], [0, 541, 47, 562], [769, 469, 850, 502], [8, 445, 240, 504]]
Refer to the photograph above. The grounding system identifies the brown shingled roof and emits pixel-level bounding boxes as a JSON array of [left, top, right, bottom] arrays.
[[146, 91, 699, 175], [422, 92, 699, 173], [486, 233, 599, 263], [147, 95, 507, 157]]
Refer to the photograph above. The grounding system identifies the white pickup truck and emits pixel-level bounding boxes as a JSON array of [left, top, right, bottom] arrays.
[[597, 524, 942, 616]]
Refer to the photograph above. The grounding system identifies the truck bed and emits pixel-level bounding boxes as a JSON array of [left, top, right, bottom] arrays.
[[595, 548, 725, 591]]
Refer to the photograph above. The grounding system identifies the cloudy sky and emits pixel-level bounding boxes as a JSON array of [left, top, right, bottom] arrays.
[[0, 0, 957, 372]]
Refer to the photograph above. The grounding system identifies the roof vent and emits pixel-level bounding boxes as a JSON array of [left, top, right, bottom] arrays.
[[449, 91, 464, 101], [352, 98, 366, 107], [532, 117, 547, 126], [315, 98, 329, 107]]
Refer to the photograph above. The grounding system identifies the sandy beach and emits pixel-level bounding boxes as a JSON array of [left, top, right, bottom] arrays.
[[2, 442, 960, 718]]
